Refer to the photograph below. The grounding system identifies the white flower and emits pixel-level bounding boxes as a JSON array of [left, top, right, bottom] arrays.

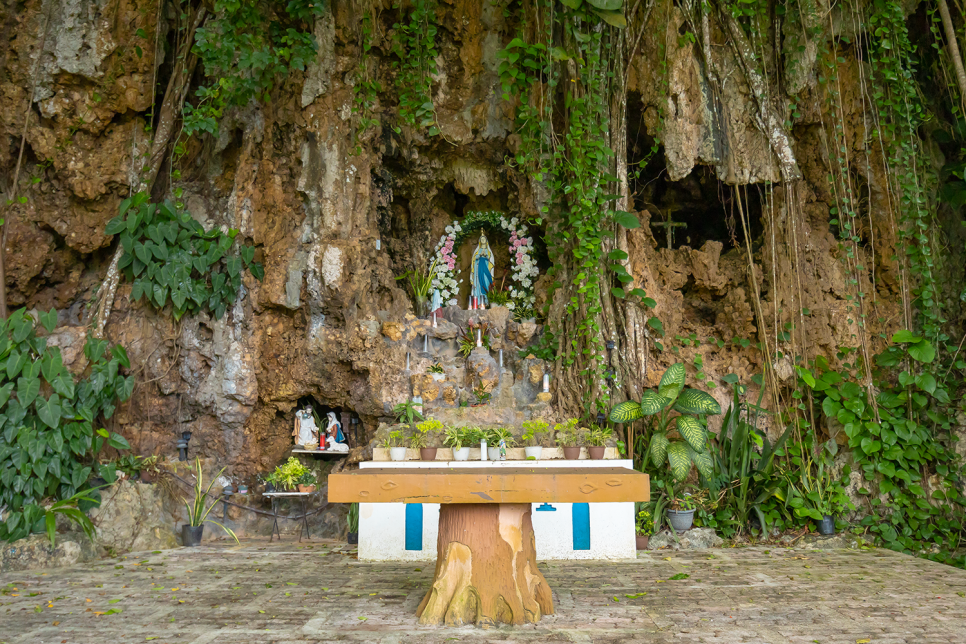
[[445, 226, 454, 234], [511, 217, 518, 225], [507, 302, 516, 310], [447, 298, 458, 306], [454, 224, 462, 231]]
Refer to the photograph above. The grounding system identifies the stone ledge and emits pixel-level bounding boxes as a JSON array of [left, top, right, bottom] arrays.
[[0, 532, 98, 573]]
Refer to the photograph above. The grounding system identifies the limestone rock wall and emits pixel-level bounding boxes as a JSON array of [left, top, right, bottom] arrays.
[[0, 0, 953, 481]]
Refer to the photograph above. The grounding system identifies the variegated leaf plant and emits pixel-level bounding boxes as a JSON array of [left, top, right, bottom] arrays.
[[609, 362, 721, 481]]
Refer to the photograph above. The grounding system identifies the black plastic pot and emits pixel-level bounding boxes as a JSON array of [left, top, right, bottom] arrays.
[[182, 524, 205, 546], [817, 515, 835, 535], [347, 532, 358, 545]]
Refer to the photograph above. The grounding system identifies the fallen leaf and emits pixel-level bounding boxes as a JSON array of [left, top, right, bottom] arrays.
[[856, 640, 870, 643], [108, 599, 121, 604]]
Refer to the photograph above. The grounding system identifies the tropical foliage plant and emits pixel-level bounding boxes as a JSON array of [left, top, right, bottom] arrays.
[[105, 194, 263, 321], [609, 363, 721, 481], [0, 309, 134, 543]]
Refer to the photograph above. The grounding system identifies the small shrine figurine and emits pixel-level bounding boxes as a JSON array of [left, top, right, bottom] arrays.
[[293, 407, 319, 449], [322, 411, 348, 452]]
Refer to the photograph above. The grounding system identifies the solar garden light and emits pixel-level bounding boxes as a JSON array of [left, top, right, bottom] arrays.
[[177, 430, 192, 461]]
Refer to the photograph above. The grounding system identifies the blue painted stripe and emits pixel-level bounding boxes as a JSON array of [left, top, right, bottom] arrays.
[[536, 503, 556, 512], [405, 504, 423, 551], [572, 503, 590, 550]]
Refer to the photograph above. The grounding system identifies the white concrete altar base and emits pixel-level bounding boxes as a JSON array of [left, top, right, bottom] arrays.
[[358, 459, 637, 561]]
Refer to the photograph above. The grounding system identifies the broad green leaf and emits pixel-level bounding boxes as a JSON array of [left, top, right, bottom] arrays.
[[650, 431, 669, 467], [673, 388, 721, 415], [590, 8, 626, 26], [639, 390, 670, 415], [890, 330, 920, 343], [609, 400, 643, 423], [0, 382, 13, 408], [691, 446, 713, 479], [907, 339, 935, 363], [675, 415, 707, 453], [586, 0, 621, 9], [6, 349, 26, 379], [17, 376, 40, 407], [915, 372, 936, 394], [613, 210, 640, 228], [658, 363, 685, 401], [40, 309, 58, 333], [36, 394, 62, 429], [667, 442, 691, 481]]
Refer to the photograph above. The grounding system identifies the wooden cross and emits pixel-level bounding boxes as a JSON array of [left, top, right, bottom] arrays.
[[650, 215, 687, 249]]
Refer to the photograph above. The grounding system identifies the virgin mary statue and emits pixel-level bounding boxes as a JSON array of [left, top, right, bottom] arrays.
[[470, 233, 494, 309]]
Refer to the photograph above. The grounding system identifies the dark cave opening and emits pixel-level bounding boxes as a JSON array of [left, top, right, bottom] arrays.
[[625, 91, 766, 252]]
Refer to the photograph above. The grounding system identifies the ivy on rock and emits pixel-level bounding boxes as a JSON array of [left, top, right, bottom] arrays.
[[105, 192, 263, 321], [0, 309, 134, 543]]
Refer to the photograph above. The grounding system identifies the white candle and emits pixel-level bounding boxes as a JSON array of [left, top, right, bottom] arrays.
[[406, 353, 410, 370], [424, 334, 429, 352], [432, 311, 437, 328], [476, 329, 482, 347], [375, 239, 381, 250], [499, 349, 503, 369], [542, 374, 550, 393]]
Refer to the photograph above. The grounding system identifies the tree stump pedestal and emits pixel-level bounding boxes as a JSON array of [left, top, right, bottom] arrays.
[[416, 503, 554, 627]]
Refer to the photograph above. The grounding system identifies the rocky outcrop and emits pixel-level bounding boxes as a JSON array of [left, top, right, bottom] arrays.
[[89, 481, 178, 554], [0, 532, 98, 573]]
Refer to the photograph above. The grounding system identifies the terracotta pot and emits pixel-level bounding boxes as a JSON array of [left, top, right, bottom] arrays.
[[588, 446, 606, 460], [562, 446, 581, 460], [297, 484, 316, 493], [636, 535, 649, 550], [182, 524, 204, 547], [420, 447, 438, 461]]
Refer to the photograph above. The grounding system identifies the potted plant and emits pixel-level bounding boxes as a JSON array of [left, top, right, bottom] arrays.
[[383, 429, 407, 461], [471, 381, 492, 406], [667, 492, 696, 532], [182, 458, 239, 546], [347, 502, 359, 545], [586, 425, 613, 460], [428, 362, 445, 381], [635, 508, 654, 549], [270, 457, 310, 491], [521, 419, 549, 460], [413, 419, 443, 460], [443, 426, 471, 461], [555, 419, 583, 460], [786, 439, 848, 536], [487, 426, 516, 460], [297, 471, 317, 493]]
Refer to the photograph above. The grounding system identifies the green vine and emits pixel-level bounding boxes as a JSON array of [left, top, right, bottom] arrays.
[[352, 9, 382, 153], [390, 0, 440, 135], [104, 193, 263, 321]]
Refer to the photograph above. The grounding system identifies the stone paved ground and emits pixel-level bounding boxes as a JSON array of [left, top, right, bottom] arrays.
[[2, 540, 966, 643]]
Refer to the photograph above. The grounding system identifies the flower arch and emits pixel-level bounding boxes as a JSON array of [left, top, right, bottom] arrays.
[[431, 211, 538, 313]]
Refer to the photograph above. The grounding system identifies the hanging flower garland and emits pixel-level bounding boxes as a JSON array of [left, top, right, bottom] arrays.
[[431, 211, 538, 312]]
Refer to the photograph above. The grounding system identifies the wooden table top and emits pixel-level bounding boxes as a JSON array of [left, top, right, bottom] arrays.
[[328, 466, 649, 504]]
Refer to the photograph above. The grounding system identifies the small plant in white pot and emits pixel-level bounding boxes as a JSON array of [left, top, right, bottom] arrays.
[[428, 362, 445, 381], [383, 429, 407, 461], [487, 426, 516, 460], [443, 426, 471, 461], [521, 419, 549, 460]]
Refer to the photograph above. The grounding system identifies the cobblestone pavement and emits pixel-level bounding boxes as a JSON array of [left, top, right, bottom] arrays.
[[2, 540, 966, 643]]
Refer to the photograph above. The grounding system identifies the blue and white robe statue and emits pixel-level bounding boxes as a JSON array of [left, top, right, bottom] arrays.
[[470, 233, 494, 309]]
